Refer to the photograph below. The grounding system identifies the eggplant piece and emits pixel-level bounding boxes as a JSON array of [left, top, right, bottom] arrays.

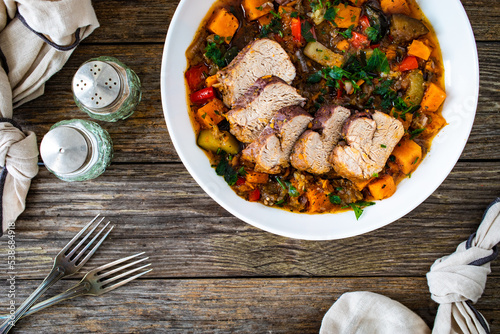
[[403, 70, 425, 107], [365, 6, 389, 43], [390, 14, 429, 43], [197, 128, 240, 155]]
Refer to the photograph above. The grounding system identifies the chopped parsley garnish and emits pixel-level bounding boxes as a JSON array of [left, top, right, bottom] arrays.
[[270, 10, 281, 19], [366, 26, 381, 42], [410, 128, 425, 139], [339, 25, 354, 39], [381, 144, 387, 148], [307, 71, 321, 84], [324, 7, 340, 22], [343, 201, 376, 220], [301, 21, 316, 42], [329, 194, 342, 205], [260, 18, 282, 38], [365, 48, 390, 74], [255, 6, 263, 10], [290, 11, 298, 18], [215, 155, 238, 186], [238, 166, 247, 176], [205, 42, 225, 68], [276, 177, 300, 197]]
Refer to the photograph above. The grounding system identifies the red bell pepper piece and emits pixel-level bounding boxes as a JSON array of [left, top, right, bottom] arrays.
[[190, 87, 215, 104], [248, 188, 261, 202], [370, 43, 380, 50], [337, 80, 344, 99], [399, 56, 419, 71], [291, 18, 301, 43], [236, 177, 246, 186], [185, 64, 208, 91], [360, 15, 370, 31], [349, 32, 370, 49]]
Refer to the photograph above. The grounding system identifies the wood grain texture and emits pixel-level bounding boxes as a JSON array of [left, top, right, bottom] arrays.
[[0, 162, 498, 279], [3, 278, 500, 333]]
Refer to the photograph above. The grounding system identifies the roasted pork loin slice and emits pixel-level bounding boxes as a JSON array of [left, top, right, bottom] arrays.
[[329, 111, 404, 181], [242, 106, 313, 174], [217, 38, 296, 107], [228, 76, 306, 143], [291, 105, 351, 174]]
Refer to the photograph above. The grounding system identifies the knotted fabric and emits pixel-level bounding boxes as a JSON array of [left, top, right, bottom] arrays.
[[320, 198, 500, 334], [426, 198, 500, 333], [0, 0, 99, 234]]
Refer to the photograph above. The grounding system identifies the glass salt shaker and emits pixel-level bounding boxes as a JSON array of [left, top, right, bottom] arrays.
[[72, 56, 142, 122], [40, 119, 113, 182]]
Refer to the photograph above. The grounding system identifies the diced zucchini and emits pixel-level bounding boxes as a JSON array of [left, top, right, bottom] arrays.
[[403, 70, 425, 107], [304, 41, 344, 68], [197, 128, 240, 155]]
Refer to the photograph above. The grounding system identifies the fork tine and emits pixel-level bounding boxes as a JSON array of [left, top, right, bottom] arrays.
[[97, 257, 149, 280], [100, 263, 152, 286], [72, 221, 111, 263], [90, 252, 146, 273], [66, 216, 105, 258], [60, 215, 102, 255], [100, 268, 152, 294], [75, 224, 115, 267]]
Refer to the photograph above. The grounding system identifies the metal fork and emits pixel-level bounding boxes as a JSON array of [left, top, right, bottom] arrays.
[[0, 252, 151, 320], [0, 215, 113, 333]]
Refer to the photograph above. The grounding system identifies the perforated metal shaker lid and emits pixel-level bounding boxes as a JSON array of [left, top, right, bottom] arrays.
[[40, 126, 90, 174], [72, 61, 122, 109]]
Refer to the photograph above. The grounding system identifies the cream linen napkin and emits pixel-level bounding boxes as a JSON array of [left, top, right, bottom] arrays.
[[320, 198, 500, 334], [0, 0, 99, 235]]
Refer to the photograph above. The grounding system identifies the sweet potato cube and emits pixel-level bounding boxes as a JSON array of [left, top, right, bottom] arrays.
[[195, 98, 226, 129], [245, 170, 269, 184], [422, 113, 447, 139], [306, 187, 332, 213], [242, 0, 273, 21], [207, 8, 239, 43], [408, 40, 432, 60], [205, 75, 219, 87], [368, 175, 397, 200], [421, 83, 447, 112], [334, 4, 361, 28], [391, 139, 422, 175], [380, 0, 411, 15]]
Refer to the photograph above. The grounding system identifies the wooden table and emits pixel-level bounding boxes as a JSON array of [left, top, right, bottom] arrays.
[[1, 1, 499, 332]]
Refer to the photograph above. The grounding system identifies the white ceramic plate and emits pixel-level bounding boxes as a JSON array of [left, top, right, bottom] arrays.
[[161, 0, 479, 240]]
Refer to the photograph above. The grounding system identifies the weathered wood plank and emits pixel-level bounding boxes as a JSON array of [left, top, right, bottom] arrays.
[[3, 277, 499, 333], [12, 43, 500, 163], [83, 0, 500, 44], [1, 161, 498, 279]]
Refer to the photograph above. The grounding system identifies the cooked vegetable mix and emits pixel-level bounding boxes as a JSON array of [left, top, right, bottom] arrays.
[[185, 0, 446, 219]]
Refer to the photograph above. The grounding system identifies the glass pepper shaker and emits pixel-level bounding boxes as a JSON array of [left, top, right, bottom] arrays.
[[40, 119, 113, 182], [72, 56, 142, 122]]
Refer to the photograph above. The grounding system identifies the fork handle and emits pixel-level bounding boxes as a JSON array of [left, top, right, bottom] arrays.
[[0, 266, 65, 333], [20, 282, 90, 319]]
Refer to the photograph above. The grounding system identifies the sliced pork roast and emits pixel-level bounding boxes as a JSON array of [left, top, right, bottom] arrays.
[[291, 105, 351, 174], [217, 38, 296, 107], [228, 76, 306, 143], [330, 111, 404, 181], [242, 106, 313, 174]]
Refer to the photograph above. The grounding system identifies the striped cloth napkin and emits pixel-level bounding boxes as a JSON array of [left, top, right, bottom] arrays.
[[320, 198, 500, 334], [0, 0, 99, 235]]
